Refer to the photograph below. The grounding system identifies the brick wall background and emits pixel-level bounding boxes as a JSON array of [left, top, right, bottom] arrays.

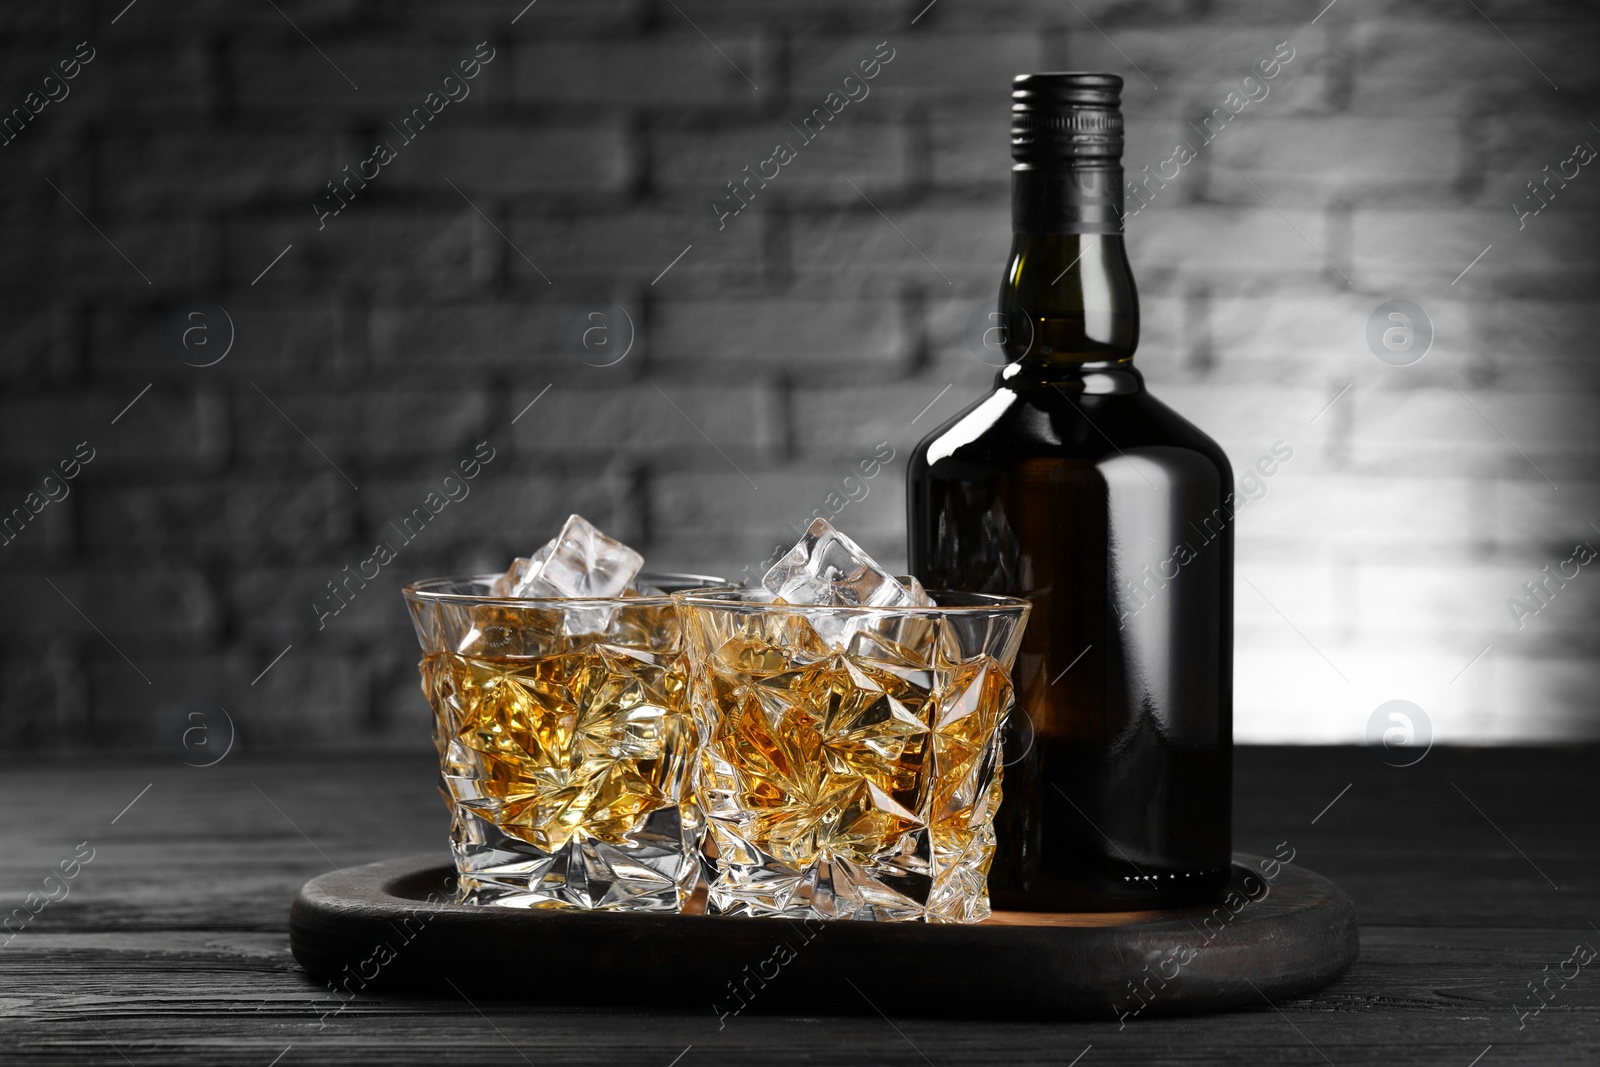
[[2, 0, 1597, 753]]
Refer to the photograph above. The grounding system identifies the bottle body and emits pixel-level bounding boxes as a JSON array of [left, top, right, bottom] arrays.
[[908, 358, 1233, 909], [907, 73, 1232, 910]]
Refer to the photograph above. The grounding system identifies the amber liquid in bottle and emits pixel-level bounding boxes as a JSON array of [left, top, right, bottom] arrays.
[[907, 74, 1232, 910]]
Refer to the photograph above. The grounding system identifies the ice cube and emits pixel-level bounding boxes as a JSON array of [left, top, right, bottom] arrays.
[[510, 514, 643, 600], [495, 515, 644, 635], [894, 574, 936, 608], [762, 519, 922, 610], [491, 544, 552, 597]]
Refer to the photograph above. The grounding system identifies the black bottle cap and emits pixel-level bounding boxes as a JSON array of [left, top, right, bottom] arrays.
[[1011, 72, 1124, 165]]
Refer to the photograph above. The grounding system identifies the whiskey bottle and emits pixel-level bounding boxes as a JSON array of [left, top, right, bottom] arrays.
[[907, 73, 1233, 910]]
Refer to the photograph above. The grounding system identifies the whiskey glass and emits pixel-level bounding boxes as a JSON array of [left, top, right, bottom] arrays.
[[403, 573, 723, 911], [676, 588, 1030, 923]]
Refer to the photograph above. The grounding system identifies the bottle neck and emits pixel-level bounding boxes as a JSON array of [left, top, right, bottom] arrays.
[[998, 165, 1139, 378]]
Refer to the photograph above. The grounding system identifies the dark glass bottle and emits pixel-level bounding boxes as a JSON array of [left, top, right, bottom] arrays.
[[907, 73, 1232, 911]]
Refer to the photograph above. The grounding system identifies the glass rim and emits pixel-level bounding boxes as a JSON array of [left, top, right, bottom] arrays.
[[671, 586, 1033, 616], [401, 572, 731, 608]]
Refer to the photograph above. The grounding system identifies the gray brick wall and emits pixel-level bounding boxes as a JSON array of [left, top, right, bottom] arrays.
[[2, 0, 1596, 752]]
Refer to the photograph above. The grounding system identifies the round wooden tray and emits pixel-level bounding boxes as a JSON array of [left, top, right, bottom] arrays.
[[289, 853, 1357, 1021]]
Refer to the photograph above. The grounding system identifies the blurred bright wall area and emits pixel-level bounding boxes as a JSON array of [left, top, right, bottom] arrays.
[[1, 1, 1596, 749]]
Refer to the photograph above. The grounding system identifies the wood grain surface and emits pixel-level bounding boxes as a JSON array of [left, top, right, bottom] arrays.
[[2, 746, 1596, 1065]]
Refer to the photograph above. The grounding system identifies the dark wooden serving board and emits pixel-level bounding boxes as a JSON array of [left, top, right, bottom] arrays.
[[288, 851, 1350, 1017], [289, 853, 1356, 1021]]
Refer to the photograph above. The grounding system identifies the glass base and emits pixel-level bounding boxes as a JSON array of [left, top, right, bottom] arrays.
[[449, 804, 701, 912]]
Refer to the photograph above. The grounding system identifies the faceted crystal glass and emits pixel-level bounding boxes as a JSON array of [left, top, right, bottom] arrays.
[[676, 589, 1031, 923], [403, 574, 723, 911]]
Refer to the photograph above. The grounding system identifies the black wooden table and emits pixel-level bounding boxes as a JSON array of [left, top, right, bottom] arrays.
[[2, 746, 1595, 1065]]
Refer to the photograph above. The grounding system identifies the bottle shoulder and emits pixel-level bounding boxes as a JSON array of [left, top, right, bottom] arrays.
[[1127, 389, 1233, 472], [910, 376, 1230, 477]]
